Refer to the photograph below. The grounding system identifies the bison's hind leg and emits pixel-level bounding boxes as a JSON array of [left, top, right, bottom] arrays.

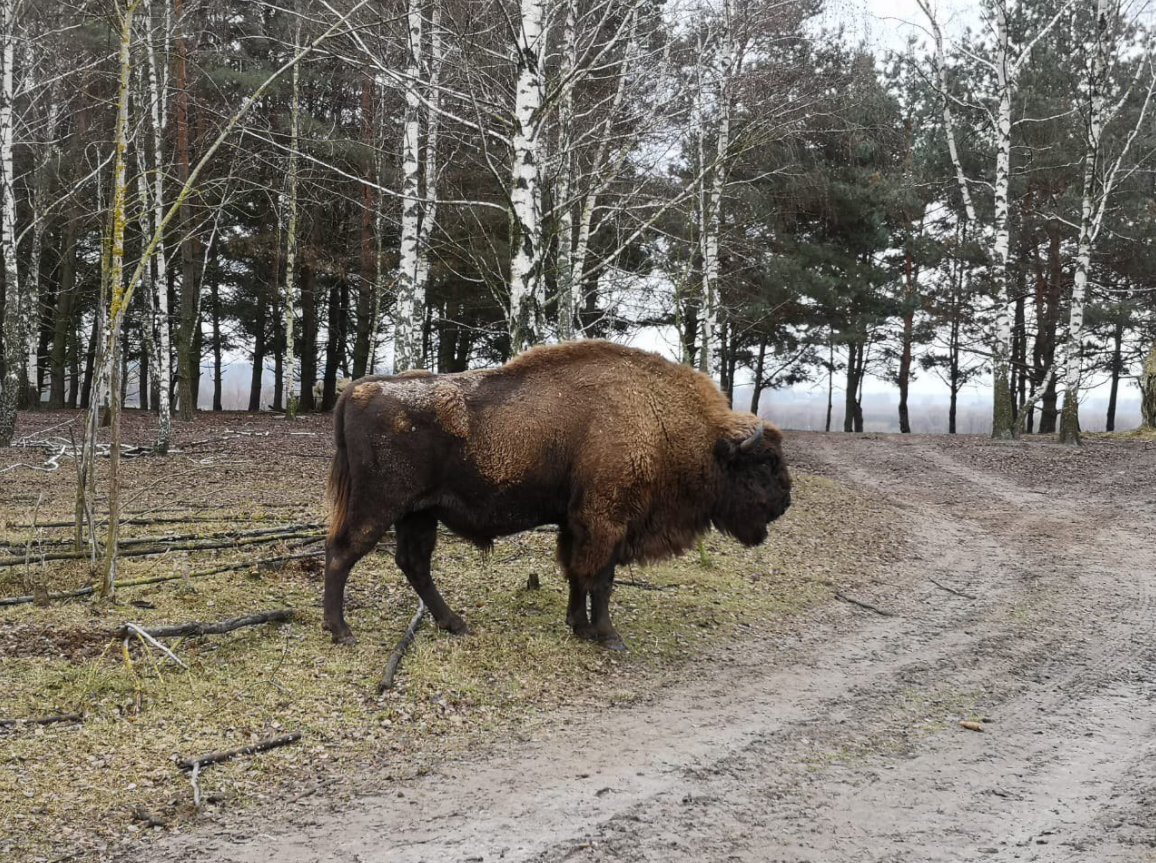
[[324, 517, 392, 645], [395, 512, 470, 635]]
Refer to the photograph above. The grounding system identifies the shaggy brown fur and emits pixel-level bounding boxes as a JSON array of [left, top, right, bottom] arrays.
[[323, 340, 791, 649]]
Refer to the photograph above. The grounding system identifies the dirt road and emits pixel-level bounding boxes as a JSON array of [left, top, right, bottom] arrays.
[[140, 433, 1156, 862]]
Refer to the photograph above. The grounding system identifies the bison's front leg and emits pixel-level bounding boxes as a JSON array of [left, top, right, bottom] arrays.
[[565, 576, 589, 630], [395, 512, 470, 635], [585, 563, 626, 651]]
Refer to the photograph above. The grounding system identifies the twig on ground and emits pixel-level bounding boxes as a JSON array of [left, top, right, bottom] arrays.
[[833, 591, 895, 617], [616, 578, 675, 591], [0, 713, 82, 729], [131, 806, 169, 828], [178, 732, 303, 772], [929, 578, 978, 600], [116, 609, 293, 640], [377, 601, 427, 695], [121, 623, 189, 668]]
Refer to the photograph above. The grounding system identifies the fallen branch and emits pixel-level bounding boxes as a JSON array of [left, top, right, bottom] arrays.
[[116, 609, 293, 640], [1, 521, 323, 552], [0, 529, 322, 567], [833, 591, 894, 617], [178, 732, 302, 772], [0, 713, 82, 729], [9, 511, 309, 530], [122, 623, 189, 667], [376, 601, 426, 695], [0, 549, 324, 606], [929, 578, 978, 600]]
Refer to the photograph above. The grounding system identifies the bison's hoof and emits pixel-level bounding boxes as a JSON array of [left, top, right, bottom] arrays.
[[440, 615, 471, 636], [328, 628, 358, 645], [573, 624, 626, 650]]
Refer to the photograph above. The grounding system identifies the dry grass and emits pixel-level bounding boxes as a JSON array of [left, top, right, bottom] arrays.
[[0, 412, 905, 862]]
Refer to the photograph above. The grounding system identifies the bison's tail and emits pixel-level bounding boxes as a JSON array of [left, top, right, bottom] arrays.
[[326, 400, 351, 545]]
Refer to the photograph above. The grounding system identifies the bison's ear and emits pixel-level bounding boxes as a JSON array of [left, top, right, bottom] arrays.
[[713, 437, 745, 465], [714, 430, 779, 467]]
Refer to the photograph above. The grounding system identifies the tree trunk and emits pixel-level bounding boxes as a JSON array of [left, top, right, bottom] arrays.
[[394, 0, 425, 371], [1106, 319, 1123, 433], [298, 257, 317, 412], [1141, 339, 1156, 430], [507, 0, 546, 353], [173, 0, 200, 422], [824, 334, 833, 433], [98, 0, 141, 597], [749, 336, 766, 415], [0, 0, 20, 446], [897, 305, 913, 434], [50, 163, 82, 408], [210, 278, 222, 411], [80, 309, 99, 409], [249, 291, 265, 412], [322, 278, 341, 409], [282, 33, 300, 416], [989, 3, 1016, 439], [351, 76, 375, 379], [144, 0, 173, 450], [843, 342, 862, 434]]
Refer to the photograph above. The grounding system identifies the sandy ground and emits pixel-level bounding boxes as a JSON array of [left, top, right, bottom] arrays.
[[130, 431, 1156, 863]]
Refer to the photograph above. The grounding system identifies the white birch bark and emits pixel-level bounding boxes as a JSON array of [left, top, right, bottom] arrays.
[[699, 2, 734, 382], [0, 0, 20, 445], [554, 0, 578, 340], [916, 0, 977, 225], [283, 27, 301, 415], [988, 0, 1015, 438], [508, 0, 546, 353], [1142, 340, 1156, 429], [394, 0, 424, 372], [413, 0, 442, 310], [145, 0, 173, 450], [919, 0, 1073, 438], [1057, 1, 1156, 443]]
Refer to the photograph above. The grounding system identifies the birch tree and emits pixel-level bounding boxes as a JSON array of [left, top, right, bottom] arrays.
[[282, 18, 302, 417], [697, 0, 737, 381], [394, 0, 425, 371], [1142, 340, 1156, 429], [508, 0, 547, 353], [918, 0, 1072, 439], [1057, 0, 1156, 445], [414, 0, 443, 325], [0, 0, 21, 446], [143, 0, 174, 450]]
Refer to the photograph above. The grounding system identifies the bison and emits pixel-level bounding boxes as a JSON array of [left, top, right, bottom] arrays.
[[323, 340, 792, 649]]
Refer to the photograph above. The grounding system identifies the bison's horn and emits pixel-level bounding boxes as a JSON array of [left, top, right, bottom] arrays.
[[738, 422, 765, 453]]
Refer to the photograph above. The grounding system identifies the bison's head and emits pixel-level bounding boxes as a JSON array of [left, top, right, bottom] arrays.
[[710, 421, 792, 546]]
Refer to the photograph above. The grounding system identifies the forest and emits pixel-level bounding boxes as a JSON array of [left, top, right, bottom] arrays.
[[1, 0, 1156, 449]]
